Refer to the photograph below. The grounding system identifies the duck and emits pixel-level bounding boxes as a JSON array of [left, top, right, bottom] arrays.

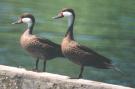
[[12, 13, 63, 72], [53, 8, 121, 78]]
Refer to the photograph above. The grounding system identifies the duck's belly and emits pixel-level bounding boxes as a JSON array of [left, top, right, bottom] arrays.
[[62, 43, 84, 66], [61, 39, 82, 65], [25, 46, 44, 59], [63, 48, 83, 65]]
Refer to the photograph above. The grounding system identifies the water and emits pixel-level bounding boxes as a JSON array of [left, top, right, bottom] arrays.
[[0, 0, 135, 88]]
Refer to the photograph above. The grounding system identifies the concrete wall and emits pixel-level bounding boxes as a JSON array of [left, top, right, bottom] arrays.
[[0, 65, 133, 89]]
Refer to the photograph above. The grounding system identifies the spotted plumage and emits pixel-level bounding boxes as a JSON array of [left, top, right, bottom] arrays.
[[13, 13, 63, 72], [53, 8, 120, 78]]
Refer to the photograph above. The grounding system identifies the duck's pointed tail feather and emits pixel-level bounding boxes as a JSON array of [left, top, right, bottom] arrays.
[[112, 66, 124, 75]]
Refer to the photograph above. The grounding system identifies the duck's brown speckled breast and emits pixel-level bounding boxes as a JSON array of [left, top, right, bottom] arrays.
[[20, 30, 45, 59], [61, 37, 82, 65]]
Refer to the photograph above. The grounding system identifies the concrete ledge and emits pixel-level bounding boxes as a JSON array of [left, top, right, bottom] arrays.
[[0, 65, 133, 89]]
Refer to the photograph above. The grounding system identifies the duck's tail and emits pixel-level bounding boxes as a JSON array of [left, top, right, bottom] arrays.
[[111, 66, 124, 75], [105, 62, 124, 75]]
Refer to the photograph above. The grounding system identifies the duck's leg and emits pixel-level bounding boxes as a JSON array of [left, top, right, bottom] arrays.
[[43, 60, 46, 72], [78, 65, 84, 78], [69, 65, 84, 79], [33, 58, 39, 71], [35, 58, 39, 70]]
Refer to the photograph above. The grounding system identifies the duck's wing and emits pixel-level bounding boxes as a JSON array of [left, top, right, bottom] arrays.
[[77, 44, 122, 72], [36, 37, 60, 48], [36, 37, 63, 57], [77, 44, 112, 63]]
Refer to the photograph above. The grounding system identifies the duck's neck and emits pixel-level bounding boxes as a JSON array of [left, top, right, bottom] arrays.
[[26, 22, 34, 34], [65, 15, 75, 40]]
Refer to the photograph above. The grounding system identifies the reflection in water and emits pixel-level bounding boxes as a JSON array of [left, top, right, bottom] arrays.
[[0, 0, 135, 87]]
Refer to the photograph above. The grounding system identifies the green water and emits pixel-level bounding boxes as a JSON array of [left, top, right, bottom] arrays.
[[0, 0, 135, 87]]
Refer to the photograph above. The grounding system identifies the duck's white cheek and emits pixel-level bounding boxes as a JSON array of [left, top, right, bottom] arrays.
[[63, 12, 72, 17], [22, 18, 32, 23]]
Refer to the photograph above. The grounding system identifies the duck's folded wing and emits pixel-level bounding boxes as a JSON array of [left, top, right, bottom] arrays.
[[77, 44, 112, 63], [36, 37, 60, 48], [35, 37, 63, 57]]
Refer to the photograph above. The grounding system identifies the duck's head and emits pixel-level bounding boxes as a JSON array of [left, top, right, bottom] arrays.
[[12, 13, 35, 25], [52, 8, 75, 19]]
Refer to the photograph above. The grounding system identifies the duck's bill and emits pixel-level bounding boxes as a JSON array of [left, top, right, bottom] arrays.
[[52, 14, 63, 19], [12, 19, 22, 24]]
